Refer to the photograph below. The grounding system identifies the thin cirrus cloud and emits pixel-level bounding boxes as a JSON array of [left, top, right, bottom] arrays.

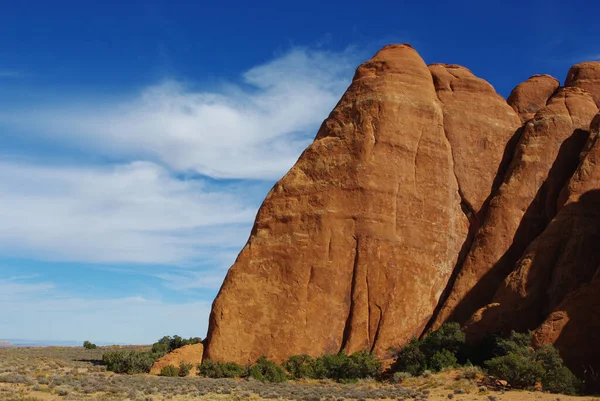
[[1, 47, 360, 180], [0, 276, 213, 342], [0, 160, 256, 265], [0, 46, 361, 267]]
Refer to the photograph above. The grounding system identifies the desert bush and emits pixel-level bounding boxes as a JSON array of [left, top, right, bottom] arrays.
[[429, 349, 458, 371], [248, 356, 287, 383], [151, 335, 201, 355], [102, 350, 160, 374], [420, 323, 465, 359], [178, 362, 193, 377], [390, 338, 427, 376], [485, 332, 581, 394], [312, 351, 382, 381], [83, 341, 97, 350], [391, 323, 465, 375], [160, 365, 180, 377], [198, 360, 247, 378], [282, 354, 316, 379]]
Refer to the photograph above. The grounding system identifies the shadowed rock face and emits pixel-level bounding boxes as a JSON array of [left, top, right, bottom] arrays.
[[428, 88, 599, 332], [466, 114, 600, 376], [204, 45, 600, 374], [507, 74, 560, 122]]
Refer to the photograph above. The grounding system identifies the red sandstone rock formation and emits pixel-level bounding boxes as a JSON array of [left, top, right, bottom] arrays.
[[205, 44, 469, 364], [566, 62, 600, 107], [203, 45, 600, 379], [507, 74, 560, 122], [429, 87, 598, 332]]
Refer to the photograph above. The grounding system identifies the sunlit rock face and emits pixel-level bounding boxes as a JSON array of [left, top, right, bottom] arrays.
[[203, 46, 600, 380]]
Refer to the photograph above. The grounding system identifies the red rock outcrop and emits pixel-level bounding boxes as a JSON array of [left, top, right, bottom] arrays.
[[465, 113, 600, 337], [533, 277, 600, 387], [429, 87, 598, 332], [204, 44, 600, 379], [205, 44, 470, 364], [507, 74, 560, 122], [565, 62, 600, 107], [149, 343, 204, 376], [428, 64, 521, 217]]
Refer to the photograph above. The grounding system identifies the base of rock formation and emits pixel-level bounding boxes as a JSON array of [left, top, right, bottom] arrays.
[[149, 343, 204, 376]]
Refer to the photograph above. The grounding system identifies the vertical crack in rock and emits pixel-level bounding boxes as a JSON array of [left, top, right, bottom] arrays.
[[370, 305, 383, 353], [340, 236, 360, 352]]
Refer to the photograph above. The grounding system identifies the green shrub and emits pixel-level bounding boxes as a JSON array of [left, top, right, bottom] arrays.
[[178, 362, 193, 377], [83, 341, 97, 350], [420, 322, 465, 360], [390, 323, 466, 376], [390, 338, 427, 376], [198, 360, 247, 378], [536, 345, 582, 395], [282, 354, 316, 379], [484, 332, 581, 394], [160, 365, 180, 377], [151, 335, 201, 355], [429, 349, 457, 372], [248, 356, 287, 383], [312, 351, 382, 382], [486, 352, 545, 388], [102, 350, 161, 374]]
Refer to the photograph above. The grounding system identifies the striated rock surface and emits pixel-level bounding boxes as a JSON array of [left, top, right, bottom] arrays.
[[507, 74, 560, 122], [149, 343, 204, 376], [428, 87, 598, 332], [565, 62, 600, 107], [204, 44, 600, 377], [205, 44, 469, 364], [465, 113, 600, 339], [428, 64, 522, 218]]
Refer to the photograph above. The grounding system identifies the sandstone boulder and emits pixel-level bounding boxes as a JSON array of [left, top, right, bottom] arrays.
[[149, 343, 204, 376], [507, 74, 560, 122]]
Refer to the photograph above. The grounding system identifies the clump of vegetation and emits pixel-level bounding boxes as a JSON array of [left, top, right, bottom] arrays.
[[150, 335, 202, 355], [485, 331, 581, 395], [312, 350, 382, 382], [159, 365, 180, 377], [102, 350, 161, 374], [391, 323, 465, 375], [82, 341, 97, 350], [198, 360, 247, 378], [248, 356, 287, 383], [282, 354, 316, 379], [178, 361, 193, 377]]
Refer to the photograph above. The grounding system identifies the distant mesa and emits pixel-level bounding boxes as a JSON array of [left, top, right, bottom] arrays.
[[199, 43, 600, 388], [0, 340, 14, 348]]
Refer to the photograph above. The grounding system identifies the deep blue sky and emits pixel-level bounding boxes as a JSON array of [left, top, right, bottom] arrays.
[[0, 0, 598, 345]]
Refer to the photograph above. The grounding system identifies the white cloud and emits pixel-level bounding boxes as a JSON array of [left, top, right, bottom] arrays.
[[0, 160, 255, 264], [0, 281, 211, 343], [0, 48, 358, 180]]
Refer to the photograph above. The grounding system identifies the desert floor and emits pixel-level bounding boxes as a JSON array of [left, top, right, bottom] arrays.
[[0, 347, 596, 401]]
